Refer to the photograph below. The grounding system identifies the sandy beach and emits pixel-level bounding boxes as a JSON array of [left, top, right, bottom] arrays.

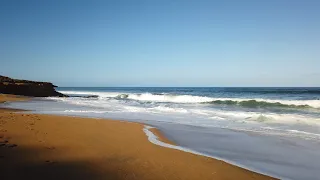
[[0, 94, 275, 180]]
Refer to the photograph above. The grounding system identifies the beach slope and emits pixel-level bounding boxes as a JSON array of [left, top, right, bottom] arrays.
[[0, 95, 275, 180]]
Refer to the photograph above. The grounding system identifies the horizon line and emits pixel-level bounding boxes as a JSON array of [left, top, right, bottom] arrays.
[[56, 86, 320, 88]]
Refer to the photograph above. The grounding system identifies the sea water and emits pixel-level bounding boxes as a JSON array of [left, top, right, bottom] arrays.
[[2, 87, 320, 179]]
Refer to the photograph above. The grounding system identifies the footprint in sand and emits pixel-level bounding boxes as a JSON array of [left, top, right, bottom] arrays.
[[45, 146, 56, 150], [45, 160, 57, 164], [6, 144, 17, 148], [0, 138, 17, 148], [0, 139, 9, 143], [0, 140, 9, 147]]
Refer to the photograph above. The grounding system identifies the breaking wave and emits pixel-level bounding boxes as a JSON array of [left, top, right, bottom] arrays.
[[58, 91, 320, 109]]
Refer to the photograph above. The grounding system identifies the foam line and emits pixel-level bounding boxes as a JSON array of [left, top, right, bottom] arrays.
[[143, 125, 285, 180], [57, 90, 320, 108]]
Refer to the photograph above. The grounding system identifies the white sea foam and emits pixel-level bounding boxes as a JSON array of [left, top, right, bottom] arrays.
[[48, 94, 320, 127], [64, 110, 108, 113], [143, 125, 283, 180], [58, 90, 320, 108], [150, 106, 189, 113]]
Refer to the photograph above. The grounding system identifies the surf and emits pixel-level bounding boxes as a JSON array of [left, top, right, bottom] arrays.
[[58, 90, 320, 109]]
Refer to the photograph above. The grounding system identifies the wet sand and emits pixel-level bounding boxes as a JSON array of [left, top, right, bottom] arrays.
[[0, 94, 275, 180]]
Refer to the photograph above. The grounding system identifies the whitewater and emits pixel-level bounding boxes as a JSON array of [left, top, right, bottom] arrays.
[[2, 87, 320, 179], [58, 90, 320, 108]]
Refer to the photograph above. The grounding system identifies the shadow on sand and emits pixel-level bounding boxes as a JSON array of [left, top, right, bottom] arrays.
[[0, 143, 133, 180]]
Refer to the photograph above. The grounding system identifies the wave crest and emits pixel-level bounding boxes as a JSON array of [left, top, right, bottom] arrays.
[[58, 91, 320, 109], [205, 99, 311, 109]]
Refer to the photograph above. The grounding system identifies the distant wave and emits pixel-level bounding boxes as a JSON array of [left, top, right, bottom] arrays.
[[204, 100, 311, 109], [58, 91, 320, 109], [220, 88, 320, 94]]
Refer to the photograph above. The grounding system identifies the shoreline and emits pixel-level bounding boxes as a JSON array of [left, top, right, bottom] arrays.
[[0, 94, 276, 180]]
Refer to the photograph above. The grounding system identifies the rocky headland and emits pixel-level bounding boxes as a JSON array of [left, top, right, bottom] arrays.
[[0, 75, 66, 97]]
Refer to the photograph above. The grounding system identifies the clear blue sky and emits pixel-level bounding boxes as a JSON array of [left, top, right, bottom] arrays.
[[1, 0, 319, 87]]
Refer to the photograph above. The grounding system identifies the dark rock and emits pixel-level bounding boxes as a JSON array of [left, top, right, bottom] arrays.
[[0, 75, 67, 97]]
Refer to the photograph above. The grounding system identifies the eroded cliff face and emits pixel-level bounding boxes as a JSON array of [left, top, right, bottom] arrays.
[[0, 76, 66, 97]]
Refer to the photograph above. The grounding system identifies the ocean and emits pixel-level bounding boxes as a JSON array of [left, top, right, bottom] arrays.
[[3, 87, 320, 180]]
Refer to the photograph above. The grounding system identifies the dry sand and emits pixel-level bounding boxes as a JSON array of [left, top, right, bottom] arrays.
[[0, 94, 275, 180]]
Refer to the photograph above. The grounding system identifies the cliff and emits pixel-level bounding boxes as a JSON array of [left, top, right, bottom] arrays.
[[0, 75, 66, 97]]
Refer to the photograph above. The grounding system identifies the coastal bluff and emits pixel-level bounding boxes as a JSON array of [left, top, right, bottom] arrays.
[[0, 75, 66, 97]]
